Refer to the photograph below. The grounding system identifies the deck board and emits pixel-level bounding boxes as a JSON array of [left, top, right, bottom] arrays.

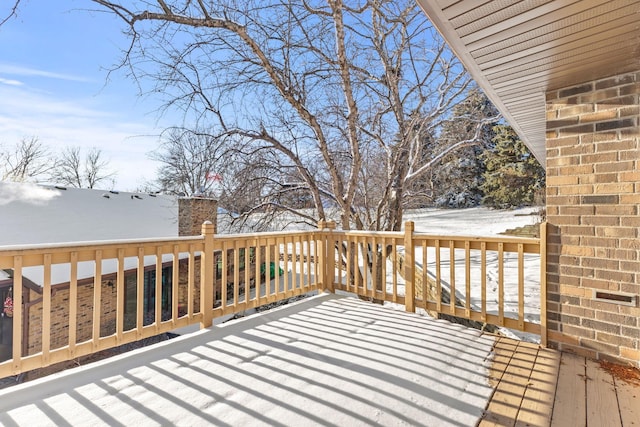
[[480, 338, 537, 426], [586, 358, 622, 427], [482, 342, 640, 427], [617, 379, 640, 426], [551, 353, 586, 427], [515, 346, 560, 427]]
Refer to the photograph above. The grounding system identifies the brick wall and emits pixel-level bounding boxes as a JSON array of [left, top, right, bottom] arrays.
[[27, 282, 118, 354], [546, 71, 639, 367], [178, 197, 217, 236], [25, 263, 201, 355]]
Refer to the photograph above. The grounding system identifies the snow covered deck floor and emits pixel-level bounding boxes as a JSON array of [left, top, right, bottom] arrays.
[[1, 293, 637, 427], [0, 294, 497, 426]]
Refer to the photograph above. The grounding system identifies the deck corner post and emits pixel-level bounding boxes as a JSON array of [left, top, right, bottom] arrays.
[[200, 220, 215, 329], [404, 221, 415, 313], [540, 221, 548, 347]]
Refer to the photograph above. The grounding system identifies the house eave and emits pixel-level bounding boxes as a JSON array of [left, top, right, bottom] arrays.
[[416, 0, 640, 167]]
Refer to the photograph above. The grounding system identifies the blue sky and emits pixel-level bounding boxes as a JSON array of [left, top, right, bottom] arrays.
[[0, 1, 171, 190]]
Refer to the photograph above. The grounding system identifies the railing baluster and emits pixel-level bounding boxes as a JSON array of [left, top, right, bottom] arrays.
[[327, 233, 336, 293], [116, 249, 124, 341], [372, 238, 378, 298], [69, 252, 78, 355], [188, 244, 195, 318], [465, 241, 471, 318], [518, 243, 525, 331], [421, 240, 427, 309], [435, 240, 441, 313], [136, 247, 144, 339], [42, 253, 52, 364], [308, 237, 313, 291], [172, 245, 179, 323], [481, 242, 487, 323], [92, 250, 102, 350], [155, 247, 162, 331], [12, 255, 23, 374], [498, 242, 505, 326], [255, 241, 263, 302], [362, 237, 368, 297], [346, 238, 352, 292], [449, 241, 456, 315], [283, 236, 289, 295], [265, 241, 272, 298], [221, 241, 228, 309], [391, 239, 397, 303]]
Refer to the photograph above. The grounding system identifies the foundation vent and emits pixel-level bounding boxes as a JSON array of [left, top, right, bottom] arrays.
[[593, 290, 637, 307]]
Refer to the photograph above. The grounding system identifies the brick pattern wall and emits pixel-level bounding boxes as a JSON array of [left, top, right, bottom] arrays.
[[546, 71, 640, 367], [27, 282, 118, 355], [178, 197, 217, 236], [25, 264, 201, 355]]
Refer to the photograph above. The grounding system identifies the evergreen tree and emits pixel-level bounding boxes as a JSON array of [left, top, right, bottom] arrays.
[[430, 87, 500, 208], [481, 125, 545, 208]]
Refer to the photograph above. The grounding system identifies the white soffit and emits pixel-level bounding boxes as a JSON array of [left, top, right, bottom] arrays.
[[416, 0, 640, 165]]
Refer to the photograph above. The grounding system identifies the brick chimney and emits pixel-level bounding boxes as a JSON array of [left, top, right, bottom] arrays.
[[178, 197, 218, 236]]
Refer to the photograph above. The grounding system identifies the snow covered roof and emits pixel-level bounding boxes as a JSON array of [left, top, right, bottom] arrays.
[[0, 182, 182, 287], [0, 182, 179, 246]]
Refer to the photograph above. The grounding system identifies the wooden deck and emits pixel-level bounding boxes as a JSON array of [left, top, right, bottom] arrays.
[[480, 337, 640, 427]]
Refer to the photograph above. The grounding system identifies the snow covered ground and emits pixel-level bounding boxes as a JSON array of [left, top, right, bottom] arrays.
[[403, 206, 541, 236]]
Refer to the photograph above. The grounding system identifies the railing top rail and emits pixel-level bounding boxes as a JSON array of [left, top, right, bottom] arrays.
[[411, 232, 540, 245], [0, 235, 204, 255], [329, 230, 404, 238], [212, 230, 319, 241]]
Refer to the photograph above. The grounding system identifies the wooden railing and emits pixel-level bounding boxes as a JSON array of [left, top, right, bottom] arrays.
[[323, 221, 547, 339], [0, 221, 545, 378]]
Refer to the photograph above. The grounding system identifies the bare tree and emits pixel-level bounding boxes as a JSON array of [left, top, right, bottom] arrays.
[[149, 127, 225, 196], [0, 137, 54, 182], [5, 1, 499, 231], [50, 146, 116, 189], [0, 0, 20, 27], [87, 0, 502, 232]]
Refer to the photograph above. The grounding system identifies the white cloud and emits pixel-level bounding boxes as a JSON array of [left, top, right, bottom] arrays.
[[0, 63, 93, 83], [0, 83, 166, 191], [0, 77, 23, 86]]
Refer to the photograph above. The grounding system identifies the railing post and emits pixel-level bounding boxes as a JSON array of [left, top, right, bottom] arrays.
[[540, 221, 548, 347], [200, 221, 215, 329], [317, 221, 326, 293], [404, 221, 415, 313], [317, 220, 336, 294]]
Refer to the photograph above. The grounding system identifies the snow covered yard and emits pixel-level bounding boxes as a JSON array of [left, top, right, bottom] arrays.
[[405, 207, 543, 333], [0, 294, 497, 427]]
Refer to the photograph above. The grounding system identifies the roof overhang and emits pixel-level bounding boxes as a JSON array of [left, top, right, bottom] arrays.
[[416, 0, 640, 165]]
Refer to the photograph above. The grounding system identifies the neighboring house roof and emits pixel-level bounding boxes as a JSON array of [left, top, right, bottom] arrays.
[[0, 181, 179, 246], [0, 181, 180, 287], [417, 0, 640, 165]]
